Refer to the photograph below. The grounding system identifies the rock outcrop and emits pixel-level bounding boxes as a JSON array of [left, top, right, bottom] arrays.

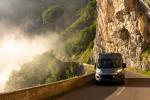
[[94, 0, 150, 70]]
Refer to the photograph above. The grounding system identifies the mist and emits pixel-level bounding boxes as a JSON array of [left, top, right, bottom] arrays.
[[0, 0, 89, 92], [0, 23, 59, 92], [0, 0, 59, 92]]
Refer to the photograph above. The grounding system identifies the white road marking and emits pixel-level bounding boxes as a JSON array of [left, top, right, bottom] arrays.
[[116, 87, 125, 96]]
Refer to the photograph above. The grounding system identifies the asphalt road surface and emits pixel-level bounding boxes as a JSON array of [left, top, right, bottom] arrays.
[[56, 71, 150, 100]]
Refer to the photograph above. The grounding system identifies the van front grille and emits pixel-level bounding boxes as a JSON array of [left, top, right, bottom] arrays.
[[101, 75, 115, 79]]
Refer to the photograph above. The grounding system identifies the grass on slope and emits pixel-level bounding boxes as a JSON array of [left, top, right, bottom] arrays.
[[126, 67, 150, 77], [75, 41, 93, 63], [140, 48, 150, 61]]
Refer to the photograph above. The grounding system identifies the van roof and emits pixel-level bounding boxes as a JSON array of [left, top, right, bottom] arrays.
[[99, 53, 122, 59]]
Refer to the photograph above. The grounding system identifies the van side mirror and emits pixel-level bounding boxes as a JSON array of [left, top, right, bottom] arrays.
[[122, 63, 126, 68], [94, 63, 96, 69]]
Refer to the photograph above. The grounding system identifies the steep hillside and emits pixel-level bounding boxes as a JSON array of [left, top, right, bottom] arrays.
[[94, 0, 150, 70], [61, 0, 96, 62], [0, 0, 88, 35], [5, 0, 96, 91]]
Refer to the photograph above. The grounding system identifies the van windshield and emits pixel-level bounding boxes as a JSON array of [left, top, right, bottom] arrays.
[[97, 58, 121, 68]]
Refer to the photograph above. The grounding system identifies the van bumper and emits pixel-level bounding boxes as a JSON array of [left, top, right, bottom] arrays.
[[95, 73, 125, 82]]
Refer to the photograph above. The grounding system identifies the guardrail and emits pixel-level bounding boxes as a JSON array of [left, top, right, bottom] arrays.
[[0, 64, 95, 100], [83, 63, 95, 74]]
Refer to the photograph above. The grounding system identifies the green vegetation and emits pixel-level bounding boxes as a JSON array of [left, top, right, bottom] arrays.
[[77, 42, 94, 63], [140, 48, 150, 61], [6, 0, 96, 91], [5, 51, 83, 90], [64, 0, 96, 33], [40, 0, 89, 32], [42, 6, 63, 25], [6, 52, 56, 90], [63, 0, 96, 62], [65, 65, 77, 79], [64, 22, 96, 57]]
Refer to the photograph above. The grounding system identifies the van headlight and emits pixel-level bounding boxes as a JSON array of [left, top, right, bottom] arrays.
[[96, 69, 102, 74], [95, 74, 101, 79], [117, 69, 123, 73]]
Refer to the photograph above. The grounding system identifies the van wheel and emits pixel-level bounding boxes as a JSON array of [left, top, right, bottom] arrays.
[[95, 80, 100, 85]]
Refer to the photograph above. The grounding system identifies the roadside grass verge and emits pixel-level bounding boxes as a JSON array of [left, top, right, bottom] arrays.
[[126, 67, 150, 77]]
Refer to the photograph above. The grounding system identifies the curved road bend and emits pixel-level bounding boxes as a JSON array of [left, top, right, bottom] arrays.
[[56, 71, 150, 100]]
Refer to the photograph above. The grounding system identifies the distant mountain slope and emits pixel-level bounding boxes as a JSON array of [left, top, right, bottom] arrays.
[[0, 0, 88, 35]]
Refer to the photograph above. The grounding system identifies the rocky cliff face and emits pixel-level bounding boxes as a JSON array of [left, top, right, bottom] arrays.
[[94, 0, 150, 70]]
